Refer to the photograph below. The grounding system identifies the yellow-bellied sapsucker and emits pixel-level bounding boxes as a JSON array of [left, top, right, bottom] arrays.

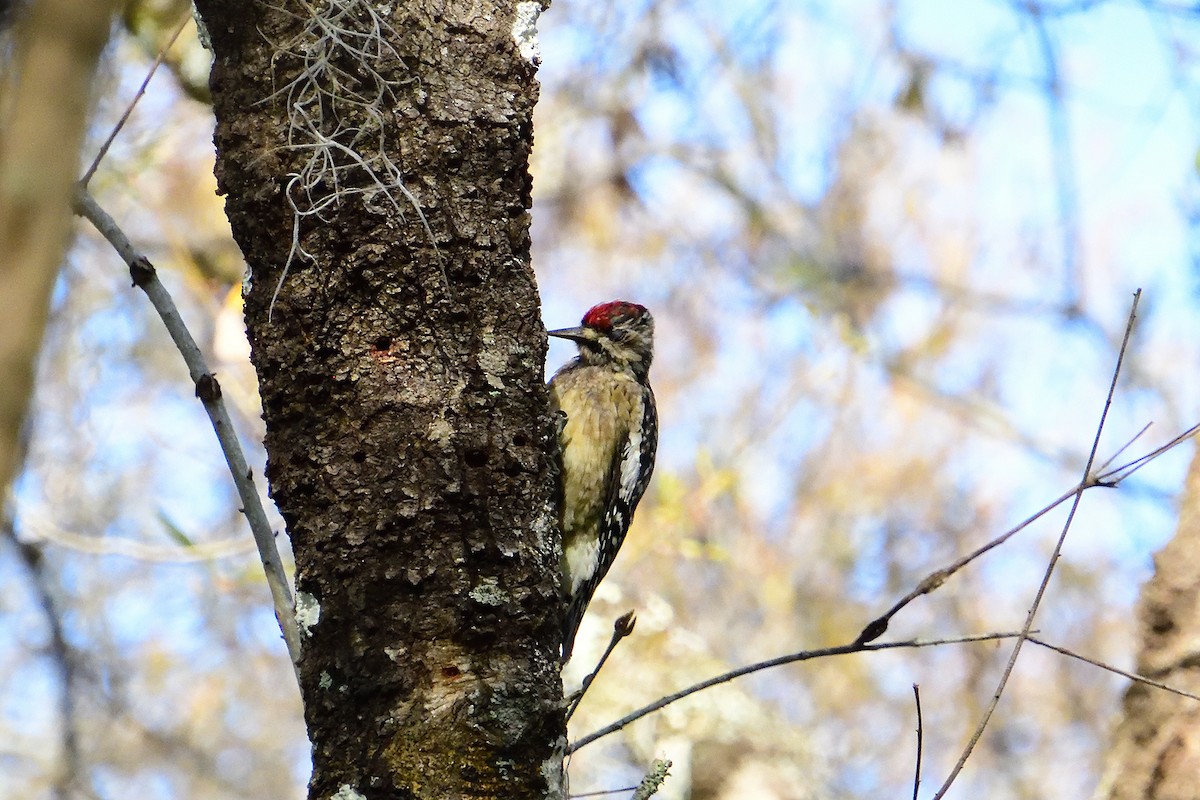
[[548, 301, 658, 662]]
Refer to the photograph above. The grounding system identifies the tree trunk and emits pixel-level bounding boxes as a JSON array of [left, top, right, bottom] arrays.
[[1096, 444, 1200, 800], [191, 1, 563, 797], [0, 0, 119, 499]]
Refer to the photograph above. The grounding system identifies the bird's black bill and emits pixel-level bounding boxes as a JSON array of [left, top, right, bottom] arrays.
[[547, 326, 591, 343]]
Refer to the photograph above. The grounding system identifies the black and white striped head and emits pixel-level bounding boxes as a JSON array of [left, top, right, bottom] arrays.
[[548, 301, 655, 378]]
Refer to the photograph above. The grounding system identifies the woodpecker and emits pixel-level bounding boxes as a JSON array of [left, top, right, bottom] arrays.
[[548, 301, 658, 662]]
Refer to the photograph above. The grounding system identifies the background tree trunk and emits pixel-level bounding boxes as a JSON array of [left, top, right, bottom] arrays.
[[0, 0, 119, 504], [1096, 443, 1200, 800], [191, 1, 563, 797]]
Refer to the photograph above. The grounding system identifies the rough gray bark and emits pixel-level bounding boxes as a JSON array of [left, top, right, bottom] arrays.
[[1096, 446, 1200, 800], [191, 1, 564, 797]]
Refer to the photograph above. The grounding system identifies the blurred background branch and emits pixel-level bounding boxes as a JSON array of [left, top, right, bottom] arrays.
[[0, 0, 119, 501]]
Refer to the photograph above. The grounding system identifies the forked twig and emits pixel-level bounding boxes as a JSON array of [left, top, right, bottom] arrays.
[[1094, 421, 1152, 476], [852, 481, 1084, 645], [1096, 423, 1200, 485], [854, 406, 1192, 647], [566, 611, 637, 723]]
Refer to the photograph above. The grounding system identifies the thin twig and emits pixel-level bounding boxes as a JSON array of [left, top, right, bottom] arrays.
[[566, 611, 636, 723], [74, 188, 303, 688], [80, 12, 191, 187], [1027, 636, 1200, 703], [1097, 423, 1200, 485], [568, 789, 638, 799], [853, 414, 1189, 646], [567, 630, 1027, 754], [1094, 421, 1152, 475], [932, 289, 1142, 799], [912, 684, 923, 800], [853, 481, 1082, 644]]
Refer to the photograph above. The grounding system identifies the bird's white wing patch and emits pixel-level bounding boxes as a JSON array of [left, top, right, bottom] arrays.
[[618, 407, 643, 498], [564, 536, 600, 596]]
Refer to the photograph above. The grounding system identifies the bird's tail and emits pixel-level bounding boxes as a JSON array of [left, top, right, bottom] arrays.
[[560, 593, 589, 663]]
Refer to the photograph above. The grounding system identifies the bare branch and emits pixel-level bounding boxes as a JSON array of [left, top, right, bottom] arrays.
[[567, 630, 1026, 754], [912, 684, 923, 800], [1028, 636, 1200, 704], [854, 409, 1195, 647], [567, 303, 1191, 761], [932, 289, 1142, 798], [80, 10, 191, 186], [566, 611, 636, 724], [73, 187, 303, 688], [853, 482, 1081, 645], [1097, 423, 1200, 485]]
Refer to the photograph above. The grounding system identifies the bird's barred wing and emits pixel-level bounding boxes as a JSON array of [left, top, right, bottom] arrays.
[[597, 385, 658, 579]]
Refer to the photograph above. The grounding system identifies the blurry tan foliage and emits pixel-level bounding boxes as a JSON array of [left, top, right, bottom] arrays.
[[1, 1, 1199, 799]]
